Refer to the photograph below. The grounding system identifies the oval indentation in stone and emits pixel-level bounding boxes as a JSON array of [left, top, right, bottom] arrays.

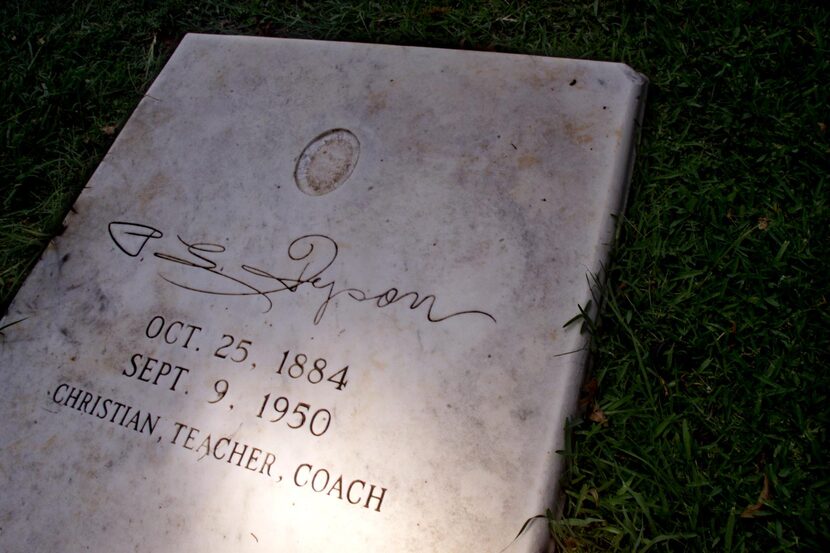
[[294, 129, 360, 196]]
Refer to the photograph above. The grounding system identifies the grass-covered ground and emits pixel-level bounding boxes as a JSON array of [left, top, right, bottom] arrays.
[[1, 1, 827, 551]]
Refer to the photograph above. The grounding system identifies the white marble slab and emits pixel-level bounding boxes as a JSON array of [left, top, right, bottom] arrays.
[[0, 34, 646, 552]]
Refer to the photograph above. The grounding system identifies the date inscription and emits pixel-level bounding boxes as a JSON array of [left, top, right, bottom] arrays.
[[120, 314, 349, 437]]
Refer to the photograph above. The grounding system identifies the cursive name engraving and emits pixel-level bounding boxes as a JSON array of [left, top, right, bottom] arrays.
[[108, 221, 496, 326]]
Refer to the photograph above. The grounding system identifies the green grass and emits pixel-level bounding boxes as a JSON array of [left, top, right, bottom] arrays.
[[1, 1, 828, 551]]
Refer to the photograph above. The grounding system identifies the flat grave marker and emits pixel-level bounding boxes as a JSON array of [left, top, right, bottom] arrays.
[[0, 34, 646, 552]]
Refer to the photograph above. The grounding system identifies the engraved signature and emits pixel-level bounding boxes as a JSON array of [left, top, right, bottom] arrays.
[[108, 222, 496, 326]]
